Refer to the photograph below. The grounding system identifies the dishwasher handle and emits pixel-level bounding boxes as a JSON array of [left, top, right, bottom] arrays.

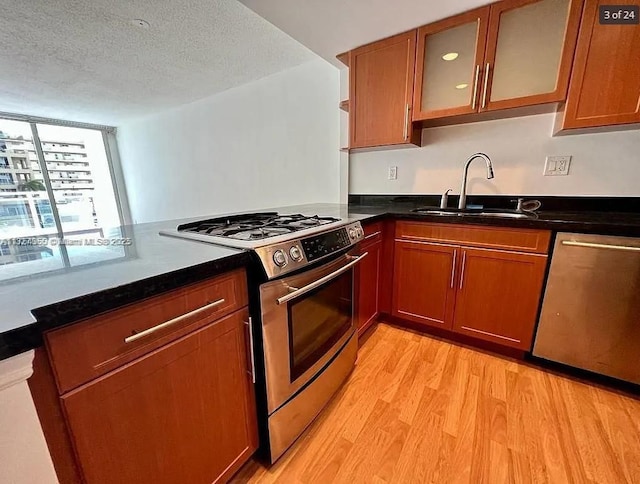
[[562, 240, 640, 253]]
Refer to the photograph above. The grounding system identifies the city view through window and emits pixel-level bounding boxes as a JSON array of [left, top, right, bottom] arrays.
[[0, 118, 125, 280]]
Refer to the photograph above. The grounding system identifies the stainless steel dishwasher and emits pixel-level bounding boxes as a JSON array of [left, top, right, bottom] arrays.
[[533, 232, 640, 385]]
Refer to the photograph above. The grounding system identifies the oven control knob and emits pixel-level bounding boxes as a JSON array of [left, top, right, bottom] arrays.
[[349, 228, 357, 239], [273, 249, 288, 267], [356, 227, 364, 238], [289, 245, 303, 262]]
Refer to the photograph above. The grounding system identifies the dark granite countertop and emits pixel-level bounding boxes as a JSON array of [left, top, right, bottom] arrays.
[[0, 218, 252, 360], [346, 196, 640, 237]]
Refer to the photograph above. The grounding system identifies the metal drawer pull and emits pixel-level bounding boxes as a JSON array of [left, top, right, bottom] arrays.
[[472, 64, 480, 110], [364, 231, 382, 240], [244, 318, 256, 384], [562, 241, 640, 253], [124, 298, 226, 343], [277, 253, 368, 305], [450, 249, 457, 288], [481, 63, 490, 109], [459, 251, 467, 290], [403, 104, 410, 140]]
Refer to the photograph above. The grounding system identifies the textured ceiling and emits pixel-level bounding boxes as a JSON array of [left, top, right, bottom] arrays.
[[239, 0, 493, 65], [0, 0, 316, 125]]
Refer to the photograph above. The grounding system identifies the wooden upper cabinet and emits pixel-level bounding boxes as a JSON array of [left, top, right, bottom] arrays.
[[349, 31, 421, 149], [558, 0, 640, 130], [483, 0, 584, 111], [413, 7, 490, 120]]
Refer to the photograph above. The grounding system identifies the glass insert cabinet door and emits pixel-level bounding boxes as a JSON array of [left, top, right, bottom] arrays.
[[414, 8, 490, 120], [482, 0, 583, 111], [412, 0, 583, 121]]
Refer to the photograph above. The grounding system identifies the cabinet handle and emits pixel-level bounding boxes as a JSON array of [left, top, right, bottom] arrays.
[[403, 104, 410, 140], [124, 298, 226, 343], [472, 65, 480, 110], [244, 318, 256, 384], [481, 63, 490, 109], [450, 249, 457, 288], [459, 251, 467, 290], [364, 230, 382, 240]]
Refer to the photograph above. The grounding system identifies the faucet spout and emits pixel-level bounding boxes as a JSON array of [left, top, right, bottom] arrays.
[[458, 152, 494, 210]]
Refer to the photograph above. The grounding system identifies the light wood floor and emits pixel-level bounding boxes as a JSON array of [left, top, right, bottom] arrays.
[[232, 323, 640, 484]]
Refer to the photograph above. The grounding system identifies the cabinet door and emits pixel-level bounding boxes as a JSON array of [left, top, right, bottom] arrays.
[[561, 0, 640, 129], [350, 31, 420, 148], [413, 7, 490, 120], [357, 239, 381, 337], [62, 309, 258, 484], [482, 0, 583, 111], [452, 248, 547, 350], [392, 241, 457, 329]]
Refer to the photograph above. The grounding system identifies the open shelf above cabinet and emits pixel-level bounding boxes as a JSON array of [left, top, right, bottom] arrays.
[[336, 52, 349, 67]]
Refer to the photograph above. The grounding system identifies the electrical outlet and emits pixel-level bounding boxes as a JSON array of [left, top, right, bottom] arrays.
[[388, 166, 398, 180], [544, 156, 572, 176]]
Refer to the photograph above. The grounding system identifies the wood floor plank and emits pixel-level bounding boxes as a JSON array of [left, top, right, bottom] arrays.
[[232, 323, 640, 484]]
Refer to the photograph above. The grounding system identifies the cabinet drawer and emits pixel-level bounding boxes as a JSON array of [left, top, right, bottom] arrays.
[[395, 221, 550, 254], [362, 221, 383, 245], [46, 269, 248, 393]]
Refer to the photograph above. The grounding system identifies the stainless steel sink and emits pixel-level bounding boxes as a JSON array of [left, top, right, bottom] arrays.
[[411, 207, 535, 219], [410, 209, 460, 216], [465, 211, 532, 219]]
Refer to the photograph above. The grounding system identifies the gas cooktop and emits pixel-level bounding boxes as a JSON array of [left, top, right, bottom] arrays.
[[160, 211, 364, 279], [176, 212, 341, 241]]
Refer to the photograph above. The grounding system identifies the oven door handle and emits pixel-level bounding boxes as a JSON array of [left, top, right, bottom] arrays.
[[276, 252, 368, 305]]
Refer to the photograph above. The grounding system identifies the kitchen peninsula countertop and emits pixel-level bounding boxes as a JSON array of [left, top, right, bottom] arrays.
[[0, 218, 251, 360]]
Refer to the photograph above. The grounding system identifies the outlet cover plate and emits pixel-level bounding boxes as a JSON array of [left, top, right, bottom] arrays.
[[544, 156, 571, 176], [388, 166, 398, 180]]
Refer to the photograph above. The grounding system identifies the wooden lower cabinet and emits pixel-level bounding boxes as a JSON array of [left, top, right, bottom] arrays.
[[391, 223, 550, 351], [452, 248, 547, 350], [356, 237, 382, 336], [392, 240, 457, 329], [61, 309, 257, 484]]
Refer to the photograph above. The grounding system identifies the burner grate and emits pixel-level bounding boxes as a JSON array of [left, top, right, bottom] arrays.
[[177, 212, 341, 240]]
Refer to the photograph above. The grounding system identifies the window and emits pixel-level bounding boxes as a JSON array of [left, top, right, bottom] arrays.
[[0, 117, 129, 281]]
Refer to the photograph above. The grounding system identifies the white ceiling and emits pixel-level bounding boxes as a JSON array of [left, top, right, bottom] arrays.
[[239, 0, 493, 65], [0, 0, 316, 125]]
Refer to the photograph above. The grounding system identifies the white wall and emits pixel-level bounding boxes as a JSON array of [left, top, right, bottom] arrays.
[[349, 113, 640, 196], [117, 59, 341, 223]]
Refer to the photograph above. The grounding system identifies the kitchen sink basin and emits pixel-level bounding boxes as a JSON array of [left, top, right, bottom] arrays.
[[411, 207, 535, 219], [465, 211, 532, 219]]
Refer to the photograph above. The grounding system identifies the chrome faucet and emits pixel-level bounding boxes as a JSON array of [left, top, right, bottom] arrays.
[[458, 152, 494, 210]]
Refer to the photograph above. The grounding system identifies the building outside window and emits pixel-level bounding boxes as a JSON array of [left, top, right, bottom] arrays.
[[0, 117, 129, 279]]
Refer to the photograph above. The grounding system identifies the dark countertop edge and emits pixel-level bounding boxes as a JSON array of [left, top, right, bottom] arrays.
[[349, 206, 640, 237], [0, 251, 254, 361]]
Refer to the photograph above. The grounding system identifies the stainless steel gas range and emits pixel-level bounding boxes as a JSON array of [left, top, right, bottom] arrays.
[[160, 212, 366, 462]]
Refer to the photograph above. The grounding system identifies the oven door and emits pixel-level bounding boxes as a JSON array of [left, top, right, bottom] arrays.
[[259, 250, 367, 414]]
